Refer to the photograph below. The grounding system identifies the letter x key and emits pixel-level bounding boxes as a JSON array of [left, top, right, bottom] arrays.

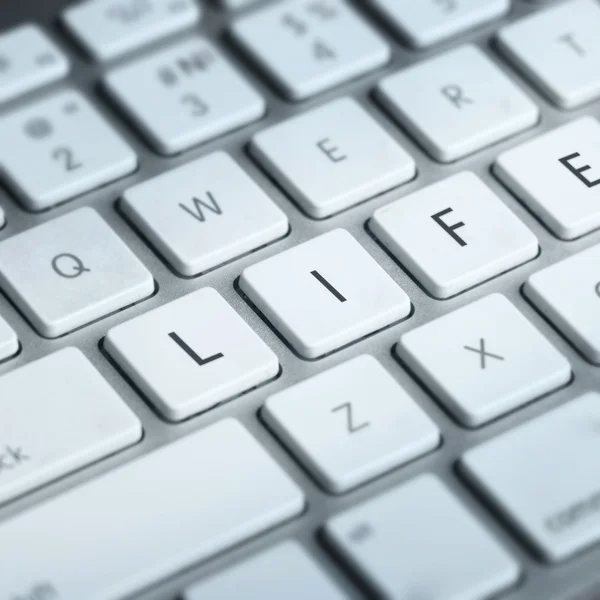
[[464, 338, 504, 369]]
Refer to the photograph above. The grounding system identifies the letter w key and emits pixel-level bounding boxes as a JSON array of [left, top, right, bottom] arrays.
[[179, 191, 222, 222]]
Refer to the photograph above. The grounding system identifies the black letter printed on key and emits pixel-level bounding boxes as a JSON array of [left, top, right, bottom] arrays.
[[558, 33, 586, 57], [331, 402, 369, 433], [441, 84, 474, 109], [310, 270, 347, 302], [431, 208, 467, 246], [316, 138, 347, 163], [179, 191, 223, 222], [168, 332, 224, 366], [559, 153, 600, 188]]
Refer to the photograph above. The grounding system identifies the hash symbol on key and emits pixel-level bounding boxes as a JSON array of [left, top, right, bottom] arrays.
[[464, 338, 504, 369]]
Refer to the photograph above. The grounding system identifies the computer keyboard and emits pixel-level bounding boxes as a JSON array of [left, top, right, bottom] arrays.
[[1, 0, 600, 599]]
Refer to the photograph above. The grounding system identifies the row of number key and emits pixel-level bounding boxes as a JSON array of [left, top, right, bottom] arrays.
[[2, 0, 600, 211]]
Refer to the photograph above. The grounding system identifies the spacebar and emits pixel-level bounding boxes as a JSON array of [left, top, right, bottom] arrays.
[[0, 419, 304, 600]]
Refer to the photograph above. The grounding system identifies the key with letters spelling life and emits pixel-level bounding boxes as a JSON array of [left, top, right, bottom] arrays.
[[239, 229, 411, 359], [105, 288, 279, 421]]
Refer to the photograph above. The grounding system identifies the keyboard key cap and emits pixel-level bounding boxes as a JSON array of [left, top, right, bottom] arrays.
[[104, 38, 265, 155], [376, 45, 539, 162], [325, 474, 519, 599], [0, 204, 5, 229], [371, 172, 538, 299], [250, 98, 416, 219], [183, 542, 345, 600], [121, 152, 288, 276], [0, 313, 18, 362], [63, 0, 201, 62], [263, 355, 439, 493], [0, 24, 69, 104], [524, 244, 600, 364], [0, 419, 304, 598], [462, 393, 600, 562], [495, 117, 600, 240], [373, 0, 509, 48], [0, 90, 137, 211], [0, 208, 154, 338], [105, 288, 279, 421], [239, 229, 411, 359], [0, 347, 141, 506], [497, 0, 600, 109], [397, 294, 570, 427], [232, 0, 390, 100]]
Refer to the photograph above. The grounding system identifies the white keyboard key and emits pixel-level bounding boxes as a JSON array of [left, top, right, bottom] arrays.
[[0, 313, 18, 362], [63, 0, 201, 62], [239, 229, 411, 359], [371, 172, 538, 299], [462, 393, 600, 562], [250, 98, 416, 219], [105, 288, 279, 421], [0, 348, 141, 506], [232, 0, 390, 100], [0, 419, 304, 599], [497, 0, 600, 109], [524, 244, 600, 364], [183, 542, 345, 600], [104, 38, 265, 155], [263, 355, 439, 493], [326, 474, 519, 599], [0, 204, 4, 229], [0, 24, 69, 104], [373, 0, 509, 48], [0, 208, 154, 338], [376, 45, 539, 162], [397, 294, 570, 427], [0, 90, 137, 211], [122, 152, 288, 276], [495, 118, 600, 240]]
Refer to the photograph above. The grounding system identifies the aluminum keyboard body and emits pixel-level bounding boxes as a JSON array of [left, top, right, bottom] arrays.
[[1, 1, 600, 599]]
